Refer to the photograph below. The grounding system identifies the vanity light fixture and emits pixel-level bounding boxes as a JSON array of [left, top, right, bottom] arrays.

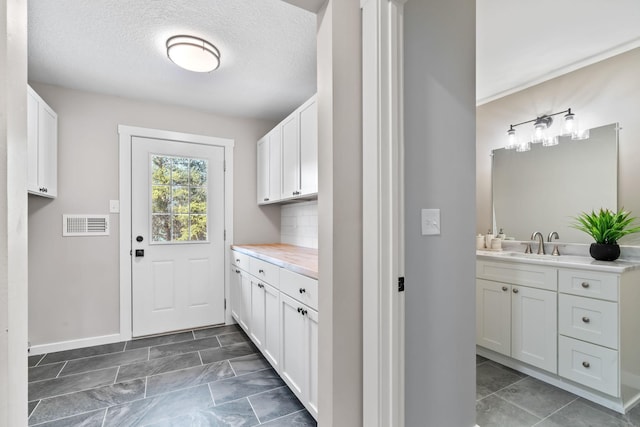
[[505, 108, 585, 151], [166, 35, 220, 73]]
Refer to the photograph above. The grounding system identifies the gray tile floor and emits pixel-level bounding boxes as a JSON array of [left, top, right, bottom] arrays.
[[476, 355, 640, 427], [27, 325, 316, 427]]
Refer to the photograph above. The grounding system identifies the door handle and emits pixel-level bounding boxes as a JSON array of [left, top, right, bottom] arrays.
[[135, 249, 144, 257]]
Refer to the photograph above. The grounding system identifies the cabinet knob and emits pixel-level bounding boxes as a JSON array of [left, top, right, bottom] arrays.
[[235, 269, 240, 274], [258, 283, 264, 289], [297, 307, 303, 313], [235, 259, 240, 263], [299, 288, 306, 294], [301, 309, 308, 316], [512, 288, 519, 294], [582, 361, 590, 368], [581, 282, 590, 289], [259, 269, 265, 274], [582, 316, 590, 323], [501, 286, 508, 292]]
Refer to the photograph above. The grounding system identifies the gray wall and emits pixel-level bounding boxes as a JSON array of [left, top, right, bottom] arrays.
[[477, 48, 640, 236], [28, 83, 281, 346], [404, 0, 477, 426], [317, 0, 363, 425]]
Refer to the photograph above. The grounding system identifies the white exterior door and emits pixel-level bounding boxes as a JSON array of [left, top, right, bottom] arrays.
[[131, 136, 225, 337]]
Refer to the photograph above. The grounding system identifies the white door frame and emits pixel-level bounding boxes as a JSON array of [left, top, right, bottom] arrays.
[[118, 125, 234, 340], [362, 0, 406, 426]]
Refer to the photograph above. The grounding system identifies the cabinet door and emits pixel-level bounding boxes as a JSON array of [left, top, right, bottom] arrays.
[[263, 283, 280, 370], [476, 279, 511, 356], [38, 101, 57, 197], [257, 136, 270, 204], [268, 127, 282, 202], [299, 97, 317, 196], [512, 286, 557, 373], [281, 114, 299, 198], [250, 279, 266, 348], [305, 306, 319, 419], [27, 89, 39, 193], [230, 266, 242, 324], [239, 270, 252, 333], [280, 292, 305, 399]]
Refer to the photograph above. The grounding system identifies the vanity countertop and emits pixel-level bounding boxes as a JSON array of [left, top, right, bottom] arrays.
[[231, 243, 318, 279], [476, 249, 640, 273]]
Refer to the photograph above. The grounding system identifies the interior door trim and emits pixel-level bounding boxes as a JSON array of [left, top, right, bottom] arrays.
[[118, 125, 234, 340]]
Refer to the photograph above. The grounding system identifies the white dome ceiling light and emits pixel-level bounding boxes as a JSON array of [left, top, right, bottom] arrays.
[[166, 35, 220, 73]]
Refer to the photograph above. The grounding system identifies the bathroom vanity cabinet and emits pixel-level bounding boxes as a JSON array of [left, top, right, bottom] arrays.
[[476, 254, 640, 414]]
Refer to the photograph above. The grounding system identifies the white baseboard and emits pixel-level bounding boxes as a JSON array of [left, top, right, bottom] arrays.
[[29, 333, 124, 356]]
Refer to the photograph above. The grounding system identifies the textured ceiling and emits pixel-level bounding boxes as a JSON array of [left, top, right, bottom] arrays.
[[28, 0, 317, 121], [29, 1, 640, 116], [477, 0, 640, 104]]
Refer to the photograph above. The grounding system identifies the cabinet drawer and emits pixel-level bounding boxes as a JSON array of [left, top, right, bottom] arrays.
[[250, 258, 280, 287], [280, 268, 318, 311], [559, 294, 618, 349], [559, 269, 618, 302], [476, 261, 557, 291], [559, 336, 618, 397], [232, 251, 250, 271]]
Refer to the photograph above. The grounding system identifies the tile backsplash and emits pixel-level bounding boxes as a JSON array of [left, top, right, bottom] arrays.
[[281, 200, 318, 249]]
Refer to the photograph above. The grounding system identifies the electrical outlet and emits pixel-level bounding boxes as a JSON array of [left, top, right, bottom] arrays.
[[421, 208, 441, 235]]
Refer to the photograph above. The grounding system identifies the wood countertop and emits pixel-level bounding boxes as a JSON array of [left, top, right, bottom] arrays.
[[231, 243, 318, 280]]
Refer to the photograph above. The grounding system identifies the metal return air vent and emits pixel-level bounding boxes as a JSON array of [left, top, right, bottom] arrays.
[[63, 215, 110, 236]]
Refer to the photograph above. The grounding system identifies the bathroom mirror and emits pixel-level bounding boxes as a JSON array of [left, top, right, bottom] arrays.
[[492, 123, 618, 244]]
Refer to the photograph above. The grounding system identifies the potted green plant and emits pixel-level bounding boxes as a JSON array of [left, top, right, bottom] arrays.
[[572, 208, 640, 261]]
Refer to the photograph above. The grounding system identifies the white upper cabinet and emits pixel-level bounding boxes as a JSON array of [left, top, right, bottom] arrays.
[[257, 127, 282, 204], [27, 85, 58, 198], [257, 94, 317, 205]]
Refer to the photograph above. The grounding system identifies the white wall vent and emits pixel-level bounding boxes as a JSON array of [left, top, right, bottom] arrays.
[[63, 214, 110, 236]]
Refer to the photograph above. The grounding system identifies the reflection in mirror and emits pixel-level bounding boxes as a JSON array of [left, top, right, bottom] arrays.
[[492, 123, 618, 243]]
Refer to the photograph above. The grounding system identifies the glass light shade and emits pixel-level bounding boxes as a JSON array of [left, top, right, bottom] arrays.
[[532, 122, 547, 143], [542, 135, 559, 147], [506, 128, 518, 149], [167, 36, 220, 73], [572, 129, 590, 140], [561, 111, 577, 137], [516, 141, 531, 152]]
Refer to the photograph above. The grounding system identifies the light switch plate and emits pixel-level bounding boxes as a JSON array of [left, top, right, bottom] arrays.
[[109, 200, 120, 214], [421, 208, 440, 235]]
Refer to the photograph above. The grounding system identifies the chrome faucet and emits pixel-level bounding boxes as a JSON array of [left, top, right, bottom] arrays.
[[531, 231, 545, 255], [548, 231, 560, 256]]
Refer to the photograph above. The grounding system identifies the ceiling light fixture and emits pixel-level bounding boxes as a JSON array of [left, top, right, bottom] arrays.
[[505, 108, 586, 151], [166, 35, 220, 73]]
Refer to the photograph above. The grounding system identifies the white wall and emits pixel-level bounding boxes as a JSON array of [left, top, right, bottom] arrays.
[[317, 0, 363, 425], [280, 200, 318, 248], [27, 83, 281, 347], [477, 48, 640, 235], [404, 0, 477, 426], [0, 0, 29, 425]]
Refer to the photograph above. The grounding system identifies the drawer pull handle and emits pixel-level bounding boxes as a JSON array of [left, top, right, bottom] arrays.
[[582, 316, 590, 323], [501, 286, 508, 292], [299, 288, 306, 294], [582, 361, 590, 368], [259, 269, 265, 274], [512, 288, 519, 294], [581, 282, 590, 289]]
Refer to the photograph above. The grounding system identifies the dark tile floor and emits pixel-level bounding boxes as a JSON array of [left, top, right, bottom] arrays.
[[476, 355, 640, 427], [27, 325, 316, 427]]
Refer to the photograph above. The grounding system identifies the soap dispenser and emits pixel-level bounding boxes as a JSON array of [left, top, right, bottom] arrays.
[[497, 228, 506, 240]]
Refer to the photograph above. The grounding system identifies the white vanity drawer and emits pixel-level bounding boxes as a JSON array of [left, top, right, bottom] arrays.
[[250, 258, 280, 287], [559, 335, 619, 397], [476, 260, 557, 291], [280, 268, 318, 311], [559, 269, 618, 302], [232, 251, 250, 271], [559, 294, 618, 349]]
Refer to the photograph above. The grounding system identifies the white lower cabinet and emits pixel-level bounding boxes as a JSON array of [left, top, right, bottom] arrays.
[[230, 250, 318, 420], [476, 277, 557, 373]]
